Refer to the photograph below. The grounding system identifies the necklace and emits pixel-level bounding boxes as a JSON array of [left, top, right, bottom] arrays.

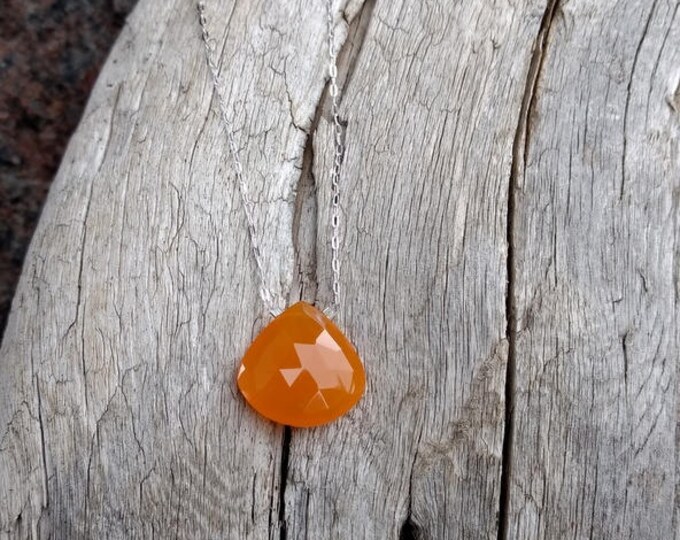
[[197, 1, 365, 427]]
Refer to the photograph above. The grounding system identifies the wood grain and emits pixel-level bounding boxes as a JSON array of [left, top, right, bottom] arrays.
[[288, 0, 544, 538], [0, 0, 677, 538], [505, 0, 680, 538]]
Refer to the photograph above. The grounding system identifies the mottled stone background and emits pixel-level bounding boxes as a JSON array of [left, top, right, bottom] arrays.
[[0, 0, 137, 337]]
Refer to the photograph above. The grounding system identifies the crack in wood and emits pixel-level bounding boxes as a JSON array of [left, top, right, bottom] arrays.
[[621, 0, 659, 201], [399, 516, 422, 540], [35, 377, 49, 510], [291, 0, 376, 310], [290, 92, 322, 305], [291, 0, 376, 303], [497, 1, 561, 538], [402, 425, 424, 539], [336, 0, 377, 107], [277, 427, 292, 540], [284, 2, 376, 536]]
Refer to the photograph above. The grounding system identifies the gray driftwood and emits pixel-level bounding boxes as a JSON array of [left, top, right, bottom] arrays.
[[0, 0, 678, 538]]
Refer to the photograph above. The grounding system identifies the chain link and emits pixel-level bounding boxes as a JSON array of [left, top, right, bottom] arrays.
[[325, 0, 344, 313], [197, 0, 344, 315]]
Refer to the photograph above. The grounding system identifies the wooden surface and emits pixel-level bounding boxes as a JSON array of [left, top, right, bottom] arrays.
[[507, 1, 680, 538], [0, 0, 677, 538]]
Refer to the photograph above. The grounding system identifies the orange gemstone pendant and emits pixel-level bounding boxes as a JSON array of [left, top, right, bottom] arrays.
[[237, 302, 365, 427]]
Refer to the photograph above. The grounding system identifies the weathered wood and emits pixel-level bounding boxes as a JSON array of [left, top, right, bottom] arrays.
[[0, 0, 677, 539], [505, 1, 680, 539], [289, 1, 545, 538]]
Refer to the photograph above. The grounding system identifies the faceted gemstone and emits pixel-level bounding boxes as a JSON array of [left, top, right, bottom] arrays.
[[237, 302, 365, 427]]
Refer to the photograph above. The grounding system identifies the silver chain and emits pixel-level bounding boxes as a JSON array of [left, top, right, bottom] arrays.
[[325, 0, 343, 313], [197, 1, 344, 316]]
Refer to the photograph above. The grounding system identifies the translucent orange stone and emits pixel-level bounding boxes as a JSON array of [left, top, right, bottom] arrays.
[[237, 302, 365, 427]]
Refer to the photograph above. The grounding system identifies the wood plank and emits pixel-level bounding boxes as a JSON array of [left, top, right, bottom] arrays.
[[506, 0, 680, 538]]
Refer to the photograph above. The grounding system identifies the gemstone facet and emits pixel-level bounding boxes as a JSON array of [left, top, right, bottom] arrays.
[[237, 302, 365, 427]]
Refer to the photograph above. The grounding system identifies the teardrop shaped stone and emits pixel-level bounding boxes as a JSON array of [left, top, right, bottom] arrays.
[[237, 302, 365, 427]]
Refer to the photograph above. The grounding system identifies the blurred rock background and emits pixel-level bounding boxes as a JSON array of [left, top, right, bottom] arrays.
[[0, 0, 137, 337]]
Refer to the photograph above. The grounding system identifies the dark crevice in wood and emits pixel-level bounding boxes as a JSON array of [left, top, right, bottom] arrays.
[[402, 423, 424, 539], [251, 473, 257, 524], [399, 516, 422, 540], [76, 195, 93, 412], [622, 330, 631, 393], [278, 427, 292, 540], [521, 2, 560, 167], [291, 116, 320, 304], [35, 377, 49, 509], [287, 3, 377, 536], [291, 0, 375, 300], [498, 1, 560, 539], [268, 467, 277, 539]]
